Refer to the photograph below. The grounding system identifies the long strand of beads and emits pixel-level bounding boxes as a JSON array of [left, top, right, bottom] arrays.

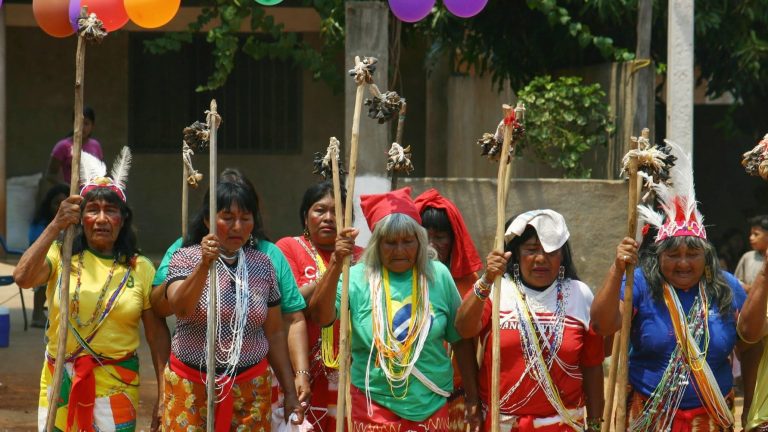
[[70, 251, 119, 328]]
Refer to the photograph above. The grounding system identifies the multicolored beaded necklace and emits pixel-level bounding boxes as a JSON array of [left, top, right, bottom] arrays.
[[70, 250, 125, 328], [295, 236, 340, 369]]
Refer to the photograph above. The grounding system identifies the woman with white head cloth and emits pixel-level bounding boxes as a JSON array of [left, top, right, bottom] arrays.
[[455, 210, 605, 431]]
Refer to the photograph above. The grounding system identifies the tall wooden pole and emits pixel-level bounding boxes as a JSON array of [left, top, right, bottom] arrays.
[[614, 130, 643, 430], [336, 64, 366, 432], [205, 100, 220, 432], [490, 104, 514, 432], [181, 150, 188, 240], [390, 101, 406, 191], [45, 24, 90, 432]]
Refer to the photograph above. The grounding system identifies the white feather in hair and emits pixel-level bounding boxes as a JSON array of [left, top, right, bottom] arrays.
[[79, 150, 106, 185], [110, 146, 132, 188], [636, 140, 706, 241]]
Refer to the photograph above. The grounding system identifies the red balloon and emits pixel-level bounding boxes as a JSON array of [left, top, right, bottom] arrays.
[[33, 0, 76, 37], [80, 0, 129, 32]]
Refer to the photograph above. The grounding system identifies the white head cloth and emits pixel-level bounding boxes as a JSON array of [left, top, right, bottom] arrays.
[[504, 210, 570, 253]]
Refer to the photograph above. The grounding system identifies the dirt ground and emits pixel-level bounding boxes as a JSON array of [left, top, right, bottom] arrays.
[[0, 260, 747, 432]]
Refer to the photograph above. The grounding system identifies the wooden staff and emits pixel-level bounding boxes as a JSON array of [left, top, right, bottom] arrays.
[[182, 148, 188, 239], [390, 101, 407, 190], [336, 56, 368, 432], [205, 100, 221, 432], [45, 11, 105, 432], [601, 332, 621, 432], [612, 129, 643, 431], [490, 104, 515, 432]]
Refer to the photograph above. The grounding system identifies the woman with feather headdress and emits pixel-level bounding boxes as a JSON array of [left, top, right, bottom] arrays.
[[13, 147, 167, 432], [590, 141, 762, 431]]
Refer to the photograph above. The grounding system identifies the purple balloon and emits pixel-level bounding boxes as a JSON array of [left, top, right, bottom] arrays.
[[444, 0, 488, 18], [388, 0, 435, 23], [68, 0, 81, 31]]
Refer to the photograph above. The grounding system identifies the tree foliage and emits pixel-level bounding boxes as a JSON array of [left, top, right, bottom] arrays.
[[516, 76, 614, 178]]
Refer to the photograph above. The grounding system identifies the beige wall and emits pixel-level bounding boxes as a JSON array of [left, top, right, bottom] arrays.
[[401, 177, 628, 290]]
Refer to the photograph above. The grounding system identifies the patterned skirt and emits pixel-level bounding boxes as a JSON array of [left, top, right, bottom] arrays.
[[349, 385, 450, 431], [627, 387, 735, 432], [38, 355, 140, 432], [162, 356, 271, 432]]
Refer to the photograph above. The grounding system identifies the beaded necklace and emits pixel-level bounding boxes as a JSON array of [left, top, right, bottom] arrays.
[[501, 272, 581, 430], [70, 250, 121, 328], [630, 283, 732, 431], [294, 236, 340, 369], [367, 268, 431, 403], [206, 249, 250, 400]]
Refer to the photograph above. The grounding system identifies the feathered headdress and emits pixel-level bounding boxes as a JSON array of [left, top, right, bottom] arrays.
[[637, 140, 706, 242], [79, 146, 132, 201]]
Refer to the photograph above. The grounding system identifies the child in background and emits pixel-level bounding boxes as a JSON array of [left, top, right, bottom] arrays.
[[735, 215, 768, 292]]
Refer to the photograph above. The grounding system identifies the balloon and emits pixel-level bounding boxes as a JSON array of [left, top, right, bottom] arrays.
[[68, 0, 80, 31], [255, 0, 284, 5], [33, 0, 75, 37], [79, 0, 129, 32], [388, 0, 434, 23], [444, 0, 488, 18], [125, 0, 180, 29]]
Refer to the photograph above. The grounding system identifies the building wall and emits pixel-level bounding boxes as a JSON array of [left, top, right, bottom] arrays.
[[401, 177, 627, 290]]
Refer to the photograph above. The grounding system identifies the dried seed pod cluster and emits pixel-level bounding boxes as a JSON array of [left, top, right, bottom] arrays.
[[183, 121, 210, 151], [313, 137, 346, 180], [348, 56, 377, 85], [742, 133, 768, 181], [386, 142, 414, 175], [622, 136, 677, 187], [365, 91, 403, 124], [78, 12, 107, 42], [477, 112, 526, 163]]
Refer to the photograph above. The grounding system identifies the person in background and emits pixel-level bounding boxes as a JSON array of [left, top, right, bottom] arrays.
[[735, 215, 768, 292], [46, 106, 103, 186], [28, 183, 69, 328]]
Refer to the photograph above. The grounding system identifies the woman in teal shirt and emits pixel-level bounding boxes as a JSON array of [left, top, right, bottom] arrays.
[[308, 187, 479, 431]]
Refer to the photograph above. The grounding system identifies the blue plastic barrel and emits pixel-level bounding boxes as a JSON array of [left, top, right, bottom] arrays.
[[0, 306, 9, 347]]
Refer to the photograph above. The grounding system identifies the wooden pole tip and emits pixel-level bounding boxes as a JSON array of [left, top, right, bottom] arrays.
[[641, 127, 650, 139]]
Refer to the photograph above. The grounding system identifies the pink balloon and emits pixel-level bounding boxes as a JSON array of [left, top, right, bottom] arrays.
[[444, 0, 488, 18], [388, 0, 435, 23]]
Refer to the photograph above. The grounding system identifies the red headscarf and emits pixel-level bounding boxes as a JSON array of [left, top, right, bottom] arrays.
[[360, 187, 421, 231], [414, 188, 482, 279]]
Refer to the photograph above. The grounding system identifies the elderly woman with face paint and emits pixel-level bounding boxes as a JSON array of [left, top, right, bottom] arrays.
[[455, 210, 605, 431], [13, 149, 167, 432], [162, 175, 304, 431], [414, 188, 484, 431], [590, 143, 761, 431], [307, 187, 480, 431]]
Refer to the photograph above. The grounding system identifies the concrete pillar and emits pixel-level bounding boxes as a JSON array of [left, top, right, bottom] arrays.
[[344, 1, 389, 176], [0, 8, 6, 240], [344, 1, 390, 245], [666, 0, 694, 155]]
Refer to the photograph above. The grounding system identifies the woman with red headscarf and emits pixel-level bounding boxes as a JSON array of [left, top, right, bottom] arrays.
[[415, 188, 483, 431]]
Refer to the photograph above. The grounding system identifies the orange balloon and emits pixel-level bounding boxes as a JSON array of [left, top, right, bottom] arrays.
[[33, 0, 76, 38], [80, 0, 129, 32], [125, 0, 180, 29]]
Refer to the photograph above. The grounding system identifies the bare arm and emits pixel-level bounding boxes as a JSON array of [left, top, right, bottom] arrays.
[[737, 338, 763, 427], [45, 157, 63, 184], [582, 364, 604, 429], [590, 237, 638, 336], [455, 250, 510, 338], [13, 195, 82, 288], [737, 256, 768, 343], [150, 283, 173, 318], [284, 310, 311, 404], [265, 306, 304, 424], [141, 308, 170, 432], [306, 228, 358, 326], [165, 234, 218, 319]]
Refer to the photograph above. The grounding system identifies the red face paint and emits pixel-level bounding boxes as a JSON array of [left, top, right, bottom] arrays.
[[215, 203, 254, 254], [82, 199, 123, 254]]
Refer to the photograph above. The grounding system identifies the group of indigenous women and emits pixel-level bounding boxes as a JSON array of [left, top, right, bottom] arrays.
[[16, 143, 768, 431]]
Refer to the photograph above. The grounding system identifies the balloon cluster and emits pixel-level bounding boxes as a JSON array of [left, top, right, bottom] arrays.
[[33, 0, 181, 37], [388, 0, 488, 22]]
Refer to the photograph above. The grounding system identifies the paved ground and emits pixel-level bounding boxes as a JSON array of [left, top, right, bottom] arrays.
[[0, 260, 747, 432]]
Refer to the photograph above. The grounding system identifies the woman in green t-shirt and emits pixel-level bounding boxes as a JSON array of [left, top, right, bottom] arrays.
[[308, 187, 480, 431]]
